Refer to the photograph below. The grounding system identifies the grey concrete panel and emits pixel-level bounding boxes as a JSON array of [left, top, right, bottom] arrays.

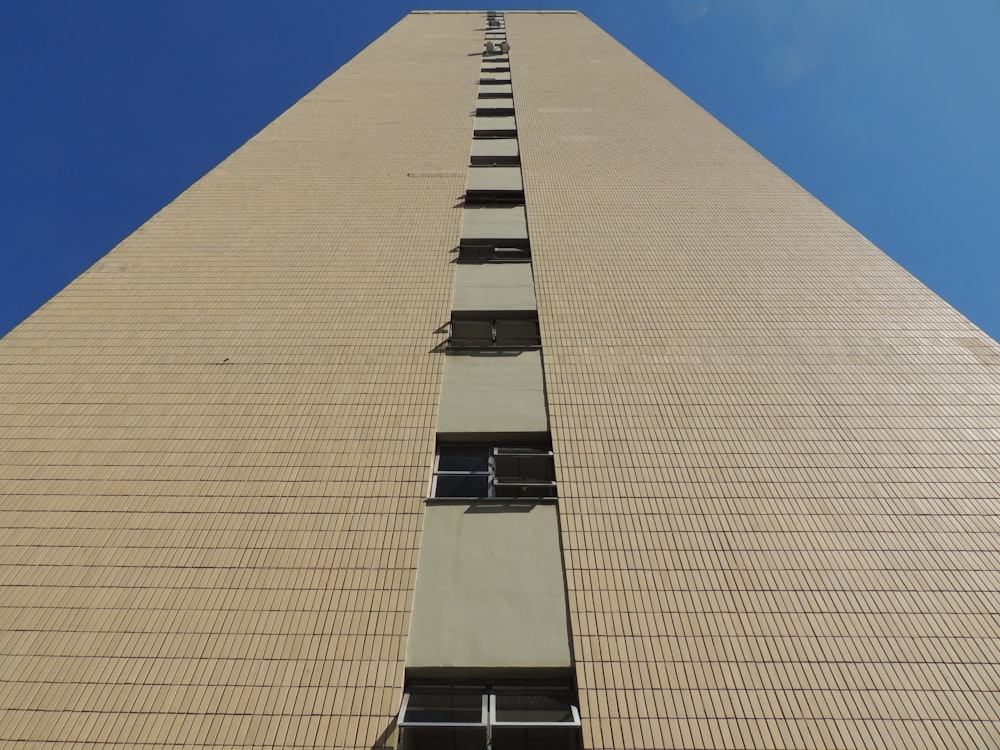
[[477, 97, 514, 111], [471, 139, 519, 158], [453, 263, 536, 313], [461, 206, 528, 240], [467, 166, 523, 193], [438, 350, 548, 435], [474, 116, 516, 133], [407, 502, 572, 670]]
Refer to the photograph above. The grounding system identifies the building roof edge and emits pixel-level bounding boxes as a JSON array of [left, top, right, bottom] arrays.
[[411, 9, 579, 13]]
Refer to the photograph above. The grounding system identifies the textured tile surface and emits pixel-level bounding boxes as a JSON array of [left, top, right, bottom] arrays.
[[0, 12, 484, 749], [509, 11, 1000, 750], [5, 9, 1000, 750]]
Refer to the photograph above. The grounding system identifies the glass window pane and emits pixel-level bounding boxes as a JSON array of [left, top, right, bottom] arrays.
[[493, 246, 530, 261], [403, 691, 484, 724], [492, 727, 577, 750], [494, 689, 576, 724], [435, 474, 490, 498], [438, 447, 490, 472], [494, 451, 554, 481], [495, 446, 549, 456], [495, 320, 540, 345], [451, 320, 494, 345], [493, 480, 556, 499], [405, 727, 489, 750]]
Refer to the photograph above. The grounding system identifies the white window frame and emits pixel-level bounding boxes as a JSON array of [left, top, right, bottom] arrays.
[[397, 689, 488, 729], [398, 686, 581, 741], [431, 445, 556, 500], [489, 692, 582, 728], [449, 316, 541, 349]]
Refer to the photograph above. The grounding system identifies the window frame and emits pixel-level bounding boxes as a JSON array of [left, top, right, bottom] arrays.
[[489, 687, 582, 728], [449, 315, 540, 349], [431, 445, 557, 500], [398, 685, 581, 730], [457, 242, 531, 262], [397, 688, 488, 729]]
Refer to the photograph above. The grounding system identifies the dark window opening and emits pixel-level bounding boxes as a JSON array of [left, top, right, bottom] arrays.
[[432, 445, 556, 500], [458, 241, 531, 263], [473, 129, 517, 139], [400, 685, 579, 750], [476, 104, 515, 116], [450, 315, 540, 349], [465, 189, 524, 207], [470, 153, 520, 167]]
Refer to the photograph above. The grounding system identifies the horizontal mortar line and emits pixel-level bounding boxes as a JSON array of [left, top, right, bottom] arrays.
[[0, 506, 428, 511], [0, 625, 408, 635], [0, 570, 418, 576], [564, 566, 1000, 573], [0, 654, 402, 662], [0, 709, 391, 717], [564, 548, 1000, 556], [2, 663, 997, 687], [1, 586, 994, 598], [0, 544, 422, 550], [0, 585, 414, 591], [3, 510, 990, 518]]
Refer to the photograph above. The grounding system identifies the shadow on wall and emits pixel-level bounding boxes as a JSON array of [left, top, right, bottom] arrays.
[[370, 718, 397, 750]]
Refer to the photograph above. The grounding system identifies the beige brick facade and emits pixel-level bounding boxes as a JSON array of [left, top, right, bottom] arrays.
[[2, 10, 1000, 750], [0, 12, 474, 749], [509, 11, 1000, 750]]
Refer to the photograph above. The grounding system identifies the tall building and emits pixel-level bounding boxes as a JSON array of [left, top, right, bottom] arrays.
[[3, 9, 1000, 750]]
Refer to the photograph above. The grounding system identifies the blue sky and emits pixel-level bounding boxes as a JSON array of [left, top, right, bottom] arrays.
[[3, 1, 999, 340]]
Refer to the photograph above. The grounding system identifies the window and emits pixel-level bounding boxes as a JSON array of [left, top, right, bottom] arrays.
[[402, 688, 487, 725], [432, 445, 556, 499], [474, 127, 517, 139], [464, 190, 524, 206], [476, 101, 515, 116], [398, 688, 487, 750], [458, 242, 531, 263], [450, 316, 540, 348], [470, 153, 520, 167], [399, 686, 579, 750]]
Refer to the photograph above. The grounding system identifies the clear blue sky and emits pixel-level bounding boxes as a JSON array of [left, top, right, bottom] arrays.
[[2, 1, 999, 340]]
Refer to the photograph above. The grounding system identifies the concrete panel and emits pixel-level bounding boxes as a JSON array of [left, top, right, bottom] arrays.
[[474, 115, 516, 134], [453, 263, 536, 313], [471, 138, 519, 159], [407, 502, 572, 670], [467, 166, 523, 193], [477, 97, 514, 113], [438, 350, 548, 436], [461, 206, 527, 241]]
